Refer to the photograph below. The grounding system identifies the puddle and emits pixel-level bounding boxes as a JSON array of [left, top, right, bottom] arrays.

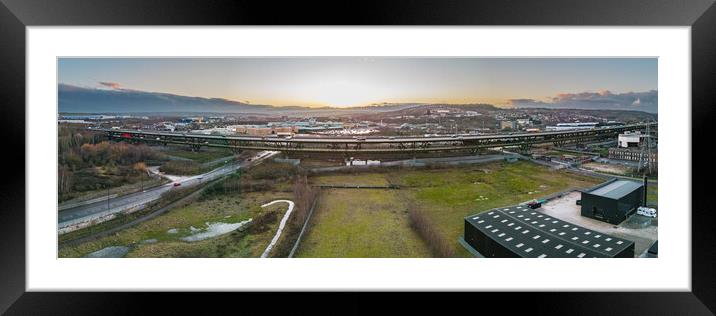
[[167, 228, 178, 234], [85, 246, 130, 258], [180, 219, 252, 242]]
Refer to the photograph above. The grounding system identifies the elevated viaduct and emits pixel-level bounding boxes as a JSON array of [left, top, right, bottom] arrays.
[[97, 123, 656, 155]]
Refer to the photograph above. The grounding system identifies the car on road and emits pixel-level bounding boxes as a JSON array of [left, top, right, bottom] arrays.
[[173, 182, 181, 187]]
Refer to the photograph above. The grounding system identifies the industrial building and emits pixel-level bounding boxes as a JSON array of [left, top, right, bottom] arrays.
[[608, 147, 658, 166], [618, 131, 646, 148], [233, 124, 298, 136], [580, 179, 644, 225], [500, 120, 517, 130], [545, 122, 599, 131], [463, 205, 635, 258]]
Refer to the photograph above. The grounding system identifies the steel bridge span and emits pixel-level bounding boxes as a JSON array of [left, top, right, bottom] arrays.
[[98, 123, 656, 154]]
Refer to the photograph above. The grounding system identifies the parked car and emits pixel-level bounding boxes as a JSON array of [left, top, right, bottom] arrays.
[[527, 201, 542, 209], [637, 206, 657, 218]]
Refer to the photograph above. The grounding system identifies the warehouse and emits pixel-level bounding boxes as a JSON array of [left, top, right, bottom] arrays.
[[580, 179, 644, 224], [463, 205, 635, 258]]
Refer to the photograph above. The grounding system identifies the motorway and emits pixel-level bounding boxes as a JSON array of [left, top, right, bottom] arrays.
[[58, 151, 277, 230]]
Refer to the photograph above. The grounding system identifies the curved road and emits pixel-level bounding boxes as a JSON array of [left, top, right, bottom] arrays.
[[58, 151, 277, 230], [260, 200, 295, 258]]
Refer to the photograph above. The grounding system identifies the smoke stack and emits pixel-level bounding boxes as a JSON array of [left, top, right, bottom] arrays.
[[643, 175, 648, 207]]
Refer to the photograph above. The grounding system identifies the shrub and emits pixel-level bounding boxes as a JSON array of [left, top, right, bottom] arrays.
[[407, 206, 455, 258], [159, 160, 202, 175], [248, 210, 278, 234], [270, 175, 318, 257], [244, 161, 296, 180]]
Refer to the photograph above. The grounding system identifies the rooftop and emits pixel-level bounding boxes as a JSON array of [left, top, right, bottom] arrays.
[[466, 205, 634, 258], [585, 179, 643, 199]]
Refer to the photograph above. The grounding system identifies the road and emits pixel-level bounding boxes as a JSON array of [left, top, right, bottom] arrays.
[[58, 151, 278, 230], [94, 123, 657, 153], [98, 123, 655, 143]]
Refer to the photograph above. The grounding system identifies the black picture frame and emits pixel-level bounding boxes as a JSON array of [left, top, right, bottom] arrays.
[[1, 0, 714, 314]]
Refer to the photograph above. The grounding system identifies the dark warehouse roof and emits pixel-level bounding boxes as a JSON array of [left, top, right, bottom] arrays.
[[583, 179, 643, 200], [465, 205, 634, 258]]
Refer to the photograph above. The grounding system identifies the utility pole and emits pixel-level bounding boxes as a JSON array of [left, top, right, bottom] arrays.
[[646, 120, 654, 175], [638, 120, 654, 176]]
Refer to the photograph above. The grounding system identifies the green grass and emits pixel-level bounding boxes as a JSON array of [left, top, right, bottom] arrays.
[[58, 189, 294, 258], [159, 160, 212, 175], [159, 146, 234, 163], [295, 189, 432, 258], [647, 184, 658, 208], [297, 161, 603, 258], [310, 173, 392, 186]]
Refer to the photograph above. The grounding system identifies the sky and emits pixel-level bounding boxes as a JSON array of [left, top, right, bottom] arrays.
[[58, 57, 657, 109]]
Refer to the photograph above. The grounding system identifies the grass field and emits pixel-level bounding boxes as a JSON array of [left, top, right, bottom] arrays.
[[647, 184, 658, 208], [59, 189, 294, 258], [156, 146, 234, 163], [297, 161, 605, 257], [294, 189, 432, 258]]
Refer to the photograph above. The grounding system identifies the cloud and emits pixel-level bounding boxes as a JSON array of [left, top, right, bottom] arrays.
[[98, 81, 121, 89], [509, 90, 657, 113]]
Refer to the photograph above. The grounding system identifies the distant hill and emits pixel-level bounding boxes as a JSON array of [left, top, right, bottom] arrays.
[[58, 84, 656, 115], [510, 90, 658, 113], [58, 84, 286, 114], [58, 84, 445, 115]]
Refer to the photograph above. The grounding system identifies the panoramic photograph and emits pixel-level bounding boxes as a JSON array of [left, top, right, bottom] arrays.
[[56, 57, 658, 258]]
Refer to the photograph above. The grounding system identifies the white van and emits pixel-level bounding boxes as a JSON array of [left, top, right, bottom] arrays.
[[637, 206, 657, 218]]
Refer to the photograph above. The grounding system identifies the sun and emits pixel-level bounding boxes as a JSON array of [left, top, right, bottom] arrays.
[[310, 80, 383, 108]]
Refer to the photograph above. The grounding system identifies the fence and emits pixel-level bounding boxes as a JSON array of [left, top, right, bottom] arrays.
[[288, 196, 319, 258]]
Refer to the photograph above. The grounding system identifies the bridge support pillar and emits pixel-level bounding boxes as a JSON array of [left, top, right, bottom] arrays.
[[519, 143, 532, 153]]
